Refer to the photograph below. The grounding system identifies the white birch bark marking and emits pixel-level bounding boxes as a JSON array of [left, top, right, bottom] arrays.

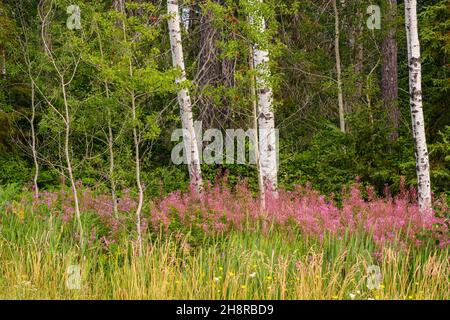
[[405, 0, 432, 211], [168, 0, 203, 191], [249, 0, 278, 192]]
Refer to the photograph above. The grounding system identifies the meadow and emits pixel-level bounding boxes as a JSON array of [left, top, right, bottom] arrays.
[[0, 182, 448, 300]]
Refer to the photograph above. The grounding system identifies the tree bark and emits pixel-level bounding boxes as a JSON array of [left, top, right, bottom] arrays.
[[30, 81, 39, 199], [381, 0, 399, 140], [117, 2, 144, 255], [62, 76, 84, 247], [249, 0, 278, 192], [168, 0, 203, 192], [97, 29, 118, 218], [332, 0, 346, 133], [196, 0, 234, 129], [39, 1, 84, 247], [354, 6, 364, 101], [405, 0, 432, 212], [249, 46, 265, 209]]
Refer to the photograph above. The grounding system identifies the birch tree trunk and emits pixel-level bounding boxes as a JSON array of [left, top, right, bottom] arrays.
[[404, 0, 432, 211], [168, 0, 203, 192], [249, 46, 265, 209], [332, 0, 345, 133], [249, 0, 278, 193]]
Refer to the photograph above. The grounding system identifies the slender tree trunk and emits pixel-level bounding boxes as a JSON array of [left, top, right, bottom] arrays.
[[131, 91, 143, 256], [249, 0, 278, 193], [107, 114, 118, 218], [61, 78, 84, 247], [381, 0, 399, 140], [118, 3, 144, 255], [97, 31, 118, 218], [168, 0, 203, 192], [354, 7, 364, 100], [405, 0, 432, 212], [39, 2, 84, 246], [333, 0, 345, 133], [30, 81, 39, 198]]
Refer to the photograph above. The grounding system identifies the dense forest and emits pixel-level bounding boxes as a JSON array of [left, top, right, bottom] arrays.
[[0, 0, 448, 300], [1, 0, 448, 198]]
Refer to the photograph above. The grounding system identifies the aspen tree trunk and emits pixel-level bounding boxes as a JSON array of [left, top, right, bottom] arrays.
[[39, 3, 84, 247], [97, 31, 118, 218], [117, 3, 144, 255], [30, 81, 39, 198], [249, 47, 265, 209], [249, 0, 278, 193], [61, 79, 84, 247], [168, 0, 203, 192], [131, 91, 143, 256], [107, 114, 118, 218], [404, 0, 432, 212], [333, 0, 345, 133]]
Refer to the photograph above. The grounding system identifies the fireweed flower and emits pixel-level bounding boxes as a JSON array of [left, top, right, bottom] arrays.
[[30, 181, 449, 251]]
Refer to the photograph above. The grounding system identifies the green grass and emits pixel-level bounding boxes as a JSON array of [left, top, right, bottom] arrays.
[[0, 207, 448, 300]]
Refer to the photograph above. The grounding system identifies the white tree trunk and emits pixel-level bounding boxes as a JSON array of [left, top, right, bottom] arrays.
[[405, 0, 432, 211], [62, 78, 84, 247], [249, 0, 278, 192], [30, 81, 39, 199], [249, 46, 265, 208], [168, 0, 203, 191], [97, 31, 119, 218], [131, 92, 143, 256], [333, 0, 345, 133], [117, 3, 144, 256]]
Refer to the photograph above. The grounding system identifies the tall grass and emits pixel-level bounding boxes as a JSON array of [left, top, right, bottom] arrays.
[[0, 213, 448, 299], [0, 183, 448, 300]]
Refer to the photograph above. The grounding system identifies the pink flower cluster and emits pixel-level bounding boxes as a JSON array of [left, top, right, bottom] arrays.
[[34, 186, 135, 234], [32, 180, 449, 249], [150, 182, 449, 248]]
